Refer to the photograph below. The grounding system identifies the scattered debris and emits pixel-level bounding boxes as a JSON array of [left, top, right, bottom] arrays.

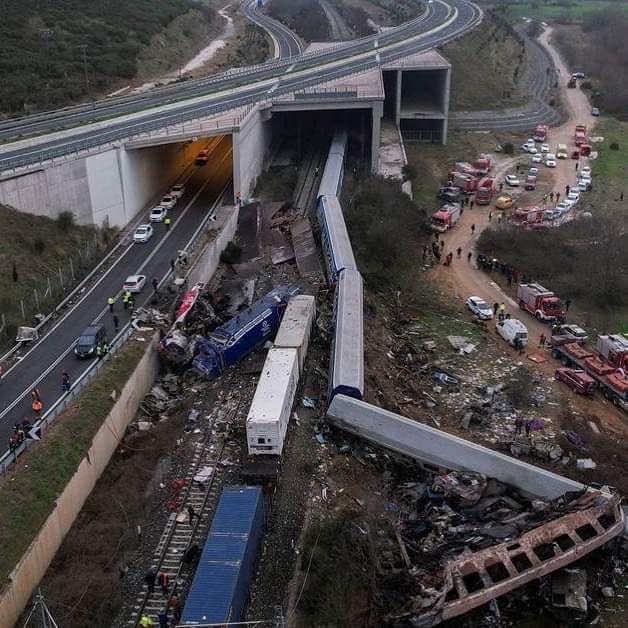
[[447, 335, 476, 354]]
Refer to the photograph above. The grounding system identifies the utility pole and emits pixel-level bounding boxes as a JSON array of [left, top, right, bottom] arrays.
[[79, 44, 91, 103], [23, 588, 58, 628]]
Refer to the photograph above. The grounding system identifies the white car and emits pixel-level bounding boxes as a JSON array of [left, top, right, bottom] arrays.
[[528, 167, 539, 177], [159, 195, 176, 210], [580, 165, 591, 177], [170, 183, 185, 199], [505, 174, 520, 187], [578, 179, 592, 192], [123, 274, 146, 293], [579, 171, 592, 182], [567, 190, 580, 205], [532, 153, 543, 163], [150, 206, 168, 222], [521, 142, 537, 153], [555, 201, 571, 214], [544, 154, 557, 167], [540, 143, 550, 153], [133, 224, 154, 243], [467, 296, 493, 320]]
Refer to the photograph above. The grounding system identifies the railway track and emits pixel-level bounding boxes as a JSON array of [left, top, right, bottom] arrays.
[[126, 399, 241, 627], [293, 149, 327, 213]]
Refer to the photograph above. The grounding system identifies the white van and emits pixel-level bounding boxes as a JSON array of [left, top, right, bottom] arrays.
[[496, 319, 529, 347]]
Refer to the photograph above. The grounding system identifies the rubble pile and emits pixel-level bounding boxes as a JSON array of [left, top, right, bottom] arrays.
[[138, 373, 185, 420]]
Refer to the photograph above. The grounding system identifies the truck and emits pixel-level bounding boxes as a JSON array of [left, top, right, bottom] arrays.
[[575, 124, 587, 146], [191, 284, 300, 378], [474, 153, 493, 175], [533, 125, 549, 142], [513, 206, 545, 227], [430, 204, 461, 232], [451, 171, 477, 193], [517, 282, 565, 322], [475, 176, 494, 205], [551, 335, 628, 410]]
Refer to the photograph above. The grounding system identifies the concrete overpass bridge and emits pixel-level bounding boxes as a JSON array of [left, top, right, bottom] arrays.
[[0, 0, 482, 228]]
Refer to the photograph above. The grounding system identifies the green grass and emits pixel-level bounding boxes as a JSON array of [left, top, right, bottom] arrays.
[[593, 118, 628, 181], [0, 340, 146, 586], [503, 1, 628, 22]]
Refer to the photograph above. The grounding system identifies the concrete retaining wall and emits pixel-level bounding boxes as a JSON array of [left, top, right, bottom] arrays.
[[233, 107, 271, 202], [187, 204, 239, 287], [327, 395, 584, 499], [0, 140, 200, 228], [0, 336, 160, 628]]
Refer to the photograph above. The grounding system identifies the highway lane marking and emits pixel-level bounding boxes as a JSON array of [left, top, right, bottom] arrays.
[[0, 1, 460, 161], [0, 163, 221, 423], [285, 64, 295, 73], [0, 164, 201, 382]]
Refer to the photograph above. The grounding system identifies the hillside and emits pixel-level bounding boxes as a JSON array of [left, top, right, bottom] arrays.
[[0, 0, 218, 115]]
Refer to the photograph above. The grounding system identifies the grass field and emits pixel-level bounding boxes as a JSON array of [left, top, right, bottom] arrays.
[[0, 339, 146, 586], [503, 0, 628, 22], [593, 118, 628, 182]]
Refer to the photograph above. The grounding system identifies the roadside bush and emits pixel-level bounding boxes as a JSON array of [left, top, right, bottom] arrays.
[[32, 238, 46, 254], [402, 163, 418, 182], [56, 211, 75, 232], [610, 142, 619, 151], [503, 142, 514, 155]]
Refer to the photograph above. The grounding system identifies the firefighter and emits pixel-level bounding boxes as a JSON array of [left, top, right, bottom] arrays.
[[107, 296, 115, 312], [164, 216, 172, 232]]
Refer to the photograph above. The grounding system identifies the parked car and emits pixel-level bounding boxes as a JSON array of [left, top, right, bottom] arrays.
[[574, 72, 585, 79], [555, 201, 571, 214], [150, 206, 168, 222], [123, 274, 147, 293], [74, 324, 107, 359], [555, 368, 596, 395], [466, 296, 493, 320], [496, 319, 528, 347], [170, 183, 185, 199], [505, 174, 520, 187], [521, 142, 537, 153], [524, 176, 537, 191], [578, 179, 592, 192], [566, 190, 580, 205], [195, 149, 209, 165], [544, 153, 557, 168], [159, 195, 176, 210], [591, 107, 600, 116], [540, 143, 550, 153], [580, 165, 591, 177], [532, 153, 543, 163], [528, 167, 539, 177], [133, 224, 154, 243]]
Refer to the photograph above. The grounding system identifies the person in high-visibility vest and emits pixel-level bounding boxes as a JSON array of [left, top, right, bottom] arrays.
[[122, 292, 129, 310], [32, 398, 43, 413], [164, 217, 172, 232], [107, 296, 115, 312], [139, 614, 154, 627]]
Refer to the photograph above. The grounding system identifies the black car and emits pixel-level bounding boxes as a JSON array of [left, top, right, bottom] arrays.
[[74, 324, 106, 359]]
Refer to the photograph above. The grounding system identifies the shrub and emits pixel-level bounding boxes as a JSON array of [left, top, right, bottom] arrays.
[[402, 163, 418, 182], [503, 142, 514, 155], [56, 211, 75, 232], [33, 238, 46, 254], [610, 142, 619, 151]]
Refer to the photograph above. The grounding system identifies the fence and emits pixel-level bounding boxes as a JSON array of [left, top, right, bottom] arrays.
[[0, 231, 109, 346], [0, 325, 134, 474]]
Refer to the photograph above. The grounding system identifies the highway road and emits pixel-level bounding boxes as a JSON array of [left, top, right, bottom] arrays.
[[0, 0, 481, 162], [0, 137, 233, 448]]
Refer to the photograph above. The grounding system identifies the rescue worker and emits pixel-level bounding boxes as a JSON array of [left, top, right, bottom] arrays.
[[539, 333, 546, 348], [140, 614, 154, 627], [157, 570, 169, 596], [158, 610, 168, 628], [107, 296, 115, 312], [32, 398, 43, 413], [471, 223, 476, 235], [164, 216, 172, 232], [102, 341, 110, 355], [488, 211, 492, 222], [467, 251, 472, 263], [456, 247, 462, 258], [122, 292, 129, 310], [61, 371, 71, 393], [96, 343, 103, 359], [152, 278, 159, 292], [113, 314, 120, 332], [144, 567, 157, 594]]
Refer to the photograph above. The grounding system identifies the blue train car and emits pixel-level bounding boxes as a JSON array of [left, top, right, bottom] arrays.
[[330, 269, 364, 400], [193, 284, 300, 377], [318, 130, 348, 199], [180, 486, 265, 625], [316, 195, 357, 283]]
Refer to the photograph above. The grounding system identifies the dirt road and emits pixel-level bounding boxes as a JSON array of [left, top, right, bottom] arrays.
[[431, 27, 626, 435]]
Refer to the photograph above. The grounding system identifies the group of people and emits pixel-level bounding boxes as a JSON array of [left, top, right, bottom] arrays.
[[423, 233, 475, 267], [8, 418, 32, 453], [140, 567, 183, 628]]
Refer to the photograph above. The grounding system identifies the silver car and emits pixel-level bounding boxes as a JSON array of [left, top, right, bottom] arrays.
[[466, 296, 493, 320]]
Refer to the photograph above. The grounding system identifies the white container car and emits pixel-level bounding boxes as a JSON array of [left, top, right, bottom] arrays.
[[273, 295, 315, 373], [246, 348, 300, 456]]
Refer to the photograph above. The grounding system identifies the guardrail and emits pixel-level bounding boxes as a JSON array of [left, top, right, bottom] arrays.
[[0, 326, 134, 474]]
